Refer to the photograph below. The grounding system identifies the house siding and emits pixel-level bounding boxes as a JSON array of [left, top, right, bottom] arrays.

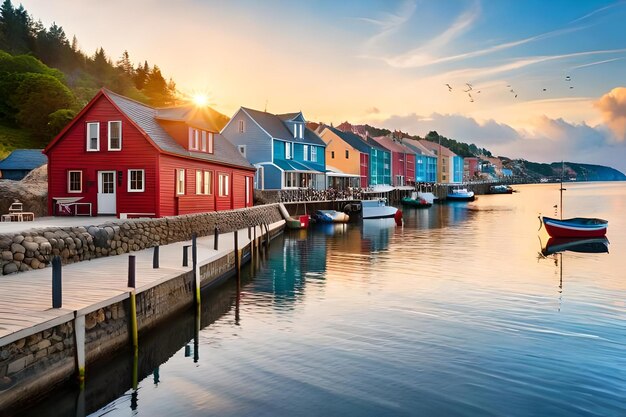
[[158, 154, 253, 216], [46, 95, 158, 216], [221, 110, 272, 164]]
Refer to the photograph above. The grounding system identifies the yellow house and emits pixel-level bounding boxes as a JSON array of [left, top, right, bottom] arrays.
[[319, 126, 367, 188]]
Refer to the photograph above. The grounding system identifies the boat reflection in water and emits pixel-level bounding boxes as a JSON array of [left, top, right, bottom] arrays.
[[361, 218, 397, 252], [541, 236, 610, 256]]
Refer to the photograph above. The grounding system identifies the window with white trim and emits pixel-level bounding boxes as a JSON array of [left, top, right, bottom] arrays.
[[238, 119, 245, 133], [189, 128, 199, 150], [311, 146, 317, 162], [195, 170, 213, 195], [204, 171, 213, 195], [245, 176, 251, 205], [201, 131, 207, 152], [298, 124, 303, 139], [238, 145, 246, 157], [285, 142, 292, 159], [207, 132, 214, 154], [303, 144, 309, 161], [128, 169, 145, 192], [86, 122, 99, 151], [345, 150, 349, 159], [176, 169, 185, 195], [108, 121, 122, 151], [218, 173, 229, 196], [68, 170, 82, 193]]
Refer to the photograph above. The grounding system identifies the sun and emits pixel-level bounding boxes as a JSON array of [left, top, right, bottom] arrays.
[[192, 94, 209, 106]]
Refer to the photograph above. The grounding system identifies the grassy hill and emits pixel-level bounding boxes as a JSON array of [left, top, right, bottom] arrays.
[[0, 123, 41, 159]]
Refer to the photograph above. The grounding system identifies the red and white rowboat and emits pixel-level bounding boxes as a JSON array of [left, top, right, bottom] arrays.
[[540, 216, 608, 238]]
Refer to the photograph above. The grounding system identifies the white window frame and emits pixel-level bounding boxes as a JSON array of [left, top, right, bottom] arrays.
[[201, 131, 207, 152], [293, 124, 297, 138], [86, 122, 99, 151], [238, 145, 246, 157], [245, 176, 251, 205], [285, 142, 292, 159], [298, 124, 303, 139], [204, 171, 213, 195], [238, 119, 245, 133], [218, 173, 229, 197], [176, 169, 185, 195], [108, 121, 122, 151], [303, 144, 309, 161], [196, 170, 204, 194], [67, 170, 82, 193], [208, 132, 214, 154], [311, 146, 317, 162], [189, 128, 199, 151], [128, 169, 145, 192]]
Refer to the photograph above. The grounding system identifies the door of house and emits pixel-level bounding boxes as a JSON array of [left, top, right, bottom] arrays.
[[97, 171, 116, 214]]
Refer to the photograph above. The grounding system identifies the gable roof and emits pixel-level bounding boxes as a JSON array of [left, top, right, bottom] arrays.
[[241, 107, 325, 146], [323, 126, 374, 154], [371, 136, 416, 154], [0, 149, 47, 170], [418, 140, 457, 157], [402, 139, 437, 157], [45, 89, 253, 170]]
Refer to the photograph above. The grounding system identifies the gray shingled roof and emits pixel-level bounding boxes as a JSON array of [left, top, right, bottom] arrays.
[[105, 90, 253, 169], [403, 139, 437, 157], [0, 149, 47, 170], [242, 107, 325, 146], [324, 126, 371, 153]]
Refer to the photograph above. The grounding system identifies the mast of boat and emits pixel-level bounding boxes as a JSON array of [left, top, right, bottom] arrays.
[[559, 160, 566, 220]]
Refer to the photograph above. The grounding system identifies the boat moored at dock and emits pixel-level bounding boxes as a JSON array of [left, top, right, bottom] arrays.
[[446, 188, 475, 201], [361, 198, 399, 219]]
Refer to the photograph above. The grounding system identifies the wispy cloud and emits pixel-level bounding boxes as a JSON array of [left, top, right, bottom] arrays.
[[357, 0, 417, 48], [569, 1, 626, 24], [570, 57, 624, 70], [439, 48, 626, 81]]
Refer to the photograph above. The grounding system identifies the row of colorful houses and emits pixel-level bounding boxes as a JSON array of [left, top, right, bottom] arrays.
[[43, 89, 466, 218]]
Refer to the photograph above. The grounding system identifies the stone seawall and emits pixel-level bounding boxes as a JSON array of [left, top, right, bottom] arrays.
[[0, 204, 282, 276], [0, 219, 284, 412]]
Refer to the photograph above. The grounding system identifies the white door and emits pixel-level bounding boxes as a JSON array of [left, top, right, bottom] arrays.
[[98, 171, 116, 214]]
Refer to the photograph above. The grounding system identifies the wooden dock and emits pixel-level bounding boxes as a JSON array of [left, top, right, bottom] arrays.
[[0, 221, 284, 346]]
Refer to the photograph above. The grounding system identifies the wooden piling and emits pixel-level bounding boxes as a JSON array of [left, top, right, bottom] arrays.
[[74, 313, 86, 388]]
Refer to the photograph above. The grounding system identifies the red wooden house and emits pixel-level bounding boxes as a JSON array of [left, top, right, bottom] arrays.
[[371, 136, 416, 186], [43, 89, 255, 218]]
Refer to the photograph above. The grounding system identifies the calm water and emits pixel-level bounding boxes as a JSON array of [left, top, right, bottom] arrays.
[[24, 183, 626, 417]]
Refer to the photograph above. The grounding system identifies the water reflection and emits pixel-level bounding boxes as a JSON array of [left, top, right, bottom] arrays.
[[541, 236, 610, 256], [247, 230, 327, 307], [402, 203, 476, 230]]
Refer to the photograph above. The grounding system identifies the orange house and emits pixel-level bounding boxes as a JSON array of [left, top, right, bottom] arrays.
[[319, 126, 368, 188]]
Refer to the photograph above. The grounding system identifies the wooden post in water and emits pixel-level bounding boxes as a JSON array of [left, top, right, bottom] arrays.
[[74, 313, 86, 388], [192, 233, 201, 308], [234, 230, 241, 283], [128, 255, 138, 354], [52, 255, 62, 308], [152, 245, 159, 269]]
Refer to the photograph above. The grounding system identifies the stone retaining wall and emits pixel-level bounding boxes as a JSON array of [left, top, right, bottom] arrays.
[[0, 204, 282, 275]]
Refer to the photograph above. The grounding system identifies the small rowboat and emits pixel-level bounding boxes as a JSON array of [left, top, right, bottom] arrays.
[[447, 188, 475, 201], [540, 216, 608, 238], [401, 192, 432, 208]]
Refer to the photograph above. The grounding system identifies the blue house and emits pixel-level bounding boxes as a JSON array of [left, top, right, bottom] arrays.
[[452, 155, 464, 183], [0, 149, 47, 180], [221, 107, 326, 190], [403, 140, 437, 183]]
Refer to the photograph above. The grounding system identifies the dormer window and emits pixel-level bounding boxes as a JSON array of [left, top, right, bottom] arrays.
[[189, 127, 214, 153], [293, 123, 304, 139], [189, 127, 199, 150]]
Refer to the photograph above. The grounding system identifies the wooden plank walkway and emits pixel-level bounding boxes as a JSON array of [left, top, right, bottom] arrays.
[[0, 221, 284, 346]]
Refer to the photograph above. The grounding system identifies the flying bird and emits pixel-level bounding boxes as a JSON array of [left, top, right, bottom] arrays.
[[565, 76, 571, 81], [445, 83, 452, 92], [542, 88, 547, 92]]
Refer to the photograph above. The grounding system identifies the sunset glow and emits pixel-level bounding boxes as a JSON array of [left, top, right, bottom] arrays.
[[18, 0, 626, 171], [192, 94, 209, 107]]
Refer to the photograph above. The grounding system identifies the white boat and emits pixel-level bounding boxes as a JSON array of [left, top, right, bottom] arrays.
[[361, 198, 399, 219], [417, 191, 437, 204], [447, 188, 475, 201]]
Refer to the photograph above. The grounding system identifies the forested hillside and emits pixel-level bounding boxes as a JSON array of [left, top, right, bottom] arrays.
[[0, 0, 178, 156]]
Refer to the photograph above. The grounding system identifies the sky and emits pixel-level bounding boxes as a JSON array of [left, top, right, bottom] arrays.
[[19, 0, 626, 172]]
